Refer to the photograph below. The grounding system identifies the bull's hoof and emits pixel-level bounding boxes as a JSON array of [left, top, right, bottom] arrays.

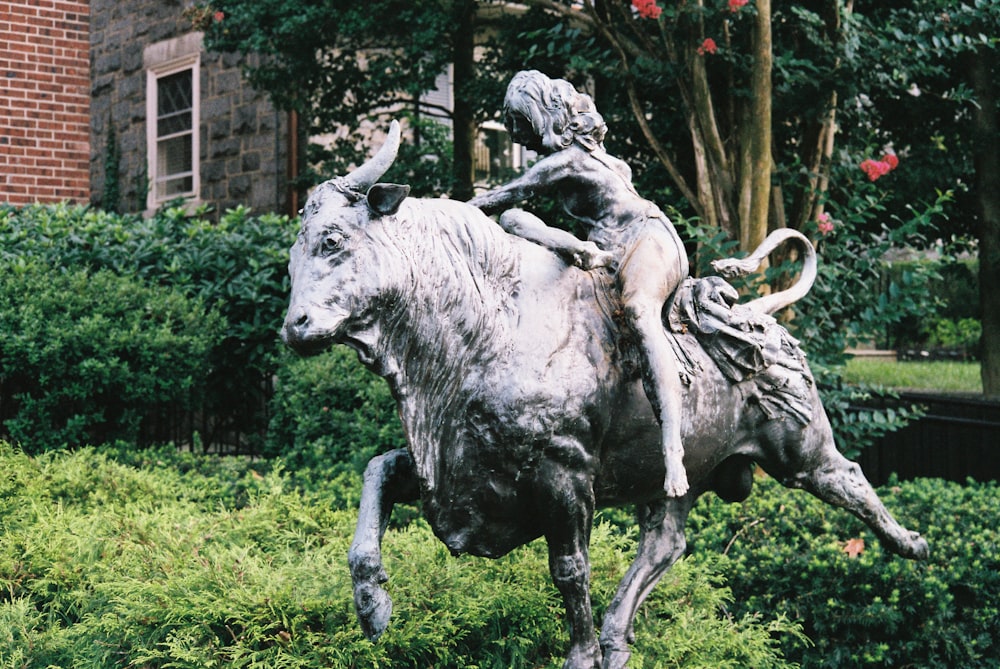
[[905, 532, 930, 560], [600, 643, 630, 669], [354, 583, 393, 640], [563, 641, 602, 669]]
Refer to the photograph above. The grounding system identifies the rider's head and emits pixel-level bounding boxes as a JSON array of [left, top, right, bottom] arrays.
[[502, 70, 607, 154]]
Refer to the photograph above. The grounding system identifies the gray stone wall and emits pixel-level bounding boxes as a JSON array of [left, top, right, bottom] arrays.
[[89, 0, 291, 215]]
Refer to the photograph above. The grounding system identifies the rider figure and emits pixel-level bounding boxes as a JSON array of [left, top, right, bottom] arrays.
[[468, 70, 691, 497]]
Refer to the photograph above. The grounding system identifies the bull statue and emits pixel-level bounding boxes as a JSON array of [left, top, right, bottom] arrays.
[[281, 121, 928, 669]]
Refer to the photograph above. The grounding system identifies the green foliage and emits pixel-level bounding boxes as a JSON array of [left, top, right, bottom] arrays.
[[810, 373, 923, 461], [0, 203, 298, 447], [789, 181, 953, 455], [671, 185, 946, 456], [266, 348, 406, 482], [0, 444, 802, 668], [305, 112, 457, 197], [687, 473, 1000, 669], [197, 0, 465, 194], [926, 317, 983, 354], [0, 265, 223, 451], [882, 257, 980, 352]]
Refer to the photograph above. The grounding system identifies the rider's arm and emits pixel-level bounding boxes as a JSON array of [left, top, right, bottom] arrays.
[[467, 153, 572, 215], [498, 210, 614, 271]]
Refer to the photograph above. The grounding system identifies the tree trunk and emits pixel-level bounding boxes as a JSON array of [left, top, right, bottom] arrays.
[[451, 0, 478, 201], [971, 48, 1000, 396], [738, 0, 772, 254]]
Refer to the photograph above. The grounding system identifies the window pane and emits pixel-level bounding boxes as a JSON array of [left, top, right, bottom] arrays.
[[157, 174, 194, 199], [158, 70, 192, 117], [158, 135, 192, 176], [475, 128, 515, 183], [158, 110, 192, 137]]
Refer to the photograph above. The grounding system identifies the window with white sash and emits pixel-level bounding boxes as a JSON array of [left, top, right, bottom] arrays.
[[145, 35, 201, 209]]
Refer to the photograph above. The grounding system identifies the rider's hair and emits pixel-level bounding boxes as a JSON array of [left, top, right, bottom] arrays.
[[502, 70, 607, 152]]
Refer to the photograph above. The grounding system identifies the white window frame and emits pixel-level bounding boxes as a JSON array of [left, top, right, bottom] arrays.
[[145, 35, 202, 212]]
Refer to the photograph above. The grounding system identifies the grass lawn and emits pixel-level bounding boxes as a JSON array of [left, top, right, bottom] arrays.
[[843, 357, 983, 393]]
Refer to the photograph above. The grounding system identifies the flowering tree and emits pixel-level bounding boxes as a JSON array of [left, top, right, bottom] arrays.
[[851, 0, 999, 393], [517, 0, 998, 393]]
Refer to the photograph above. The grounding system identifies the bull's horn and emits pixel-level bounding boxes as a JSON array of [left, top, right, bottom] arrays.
[[343, 120, 401, 192]]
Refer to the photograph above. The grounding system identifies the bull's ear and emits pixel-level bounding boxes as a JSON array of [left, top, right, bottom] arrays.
[[366, 183, 410, 216]]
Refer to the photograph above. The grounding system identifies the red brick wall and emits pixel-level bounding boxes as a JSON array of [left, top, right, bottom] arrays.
[[0, 1, 90, 205]]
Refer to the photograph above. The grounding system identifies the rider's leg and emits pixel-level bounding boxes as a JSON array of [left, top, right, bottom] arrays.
[[620, 231, 689, 497]]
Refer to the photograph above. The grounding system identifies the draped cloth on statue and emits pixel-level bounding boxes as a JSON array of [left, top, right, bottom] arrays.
[[668, 276, 815, 426]]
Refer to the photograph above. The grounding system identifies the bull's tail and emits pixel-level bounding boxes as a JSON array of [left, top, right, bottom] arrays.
[[710, 228, 817, 315]]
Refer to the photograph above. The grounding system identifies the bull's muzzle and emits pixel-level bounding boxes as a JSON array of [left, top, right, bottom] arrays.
[[281, 307, 315, 351], [281, 304, 344, 356]]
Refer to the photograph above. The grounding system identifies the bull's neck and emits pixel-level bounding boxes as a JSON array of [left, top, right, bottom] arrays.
[[369, 203, 521, 489]]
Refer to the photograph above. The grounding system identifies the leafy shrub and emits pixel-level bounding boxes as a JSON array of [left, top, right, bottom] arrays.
[[266, 348, 406, 482], [0, 203, 298, 447], [927, 317, 982, 354], [885, 257, 980, 351], [687, 473, 1000, 669], [0, 444, 801, 668], [0, 266, 223, 451]]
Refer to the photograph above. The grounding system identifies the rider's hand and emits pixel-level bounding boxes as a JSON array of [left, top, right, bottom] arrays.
[[572, 243, 616, 271]]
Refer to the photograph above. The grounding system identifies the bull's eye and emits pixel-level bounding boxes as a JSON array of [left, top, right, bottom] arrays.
[[321, 232, 346, 256]]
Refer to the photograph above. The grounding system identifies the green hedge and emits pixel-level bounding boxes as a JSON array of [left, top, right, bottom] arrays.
[[883, 258, 981, 352], [0, 445, 800, 669], [0, 203, 297, 449], [0, 265, 223, 451], [687, 473, 1000, 668], [266, 347, 406, 481], [4, 446, 998, 668]]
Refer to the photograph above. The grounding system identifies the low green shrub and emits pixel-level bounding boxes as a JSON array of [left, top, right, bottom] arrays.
[[0, 265, 224, 451], [5, 446, 997, 668], [687, 473, 1000, 668], [0, 444, 802, 669], [926, 316, 982, 354], [886, 258, 980, 351]]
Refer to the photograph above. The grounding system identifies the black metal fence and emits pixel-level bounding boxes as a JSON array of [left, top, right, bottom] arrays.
[[857, 391, 1000, 486]]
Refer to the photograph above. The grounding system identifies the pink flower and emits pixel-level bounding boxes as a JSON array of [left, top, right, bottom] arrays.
[[860, 159, 890, 181], [632, 0, 662, 19], [728, 0, 749, 12], [817, 212, 834, 235], [697, 38, 718, 55], [860, 153, 899, 181], [213, 10, 225, 22]]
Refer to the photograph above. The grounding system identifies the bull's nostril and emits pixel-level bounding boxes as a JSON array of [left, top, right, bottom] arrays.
[[295, 312, 309, 327]]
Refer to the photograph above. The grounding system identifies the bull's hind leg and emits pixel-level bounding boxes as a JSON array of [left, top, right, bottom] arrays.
[[599, 496, 692, 669], [767, 416, 929, 560], [349, 448, 420, 640]]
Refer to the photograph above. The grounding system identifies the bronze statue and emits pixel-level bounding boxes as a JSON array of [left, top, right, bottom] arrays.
[[469, 71, 690, 498], [281, 118, 928, 669]]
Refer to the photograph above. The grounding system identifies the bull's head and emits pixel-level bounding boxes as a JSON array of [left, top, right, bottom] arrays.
[[281, 121, 410, 358]]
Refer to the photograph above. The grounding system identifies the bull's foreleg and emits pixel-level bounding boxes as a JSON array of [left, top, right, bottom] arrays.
[[539, 455, 602, 669], [771, 418, 929, 560], [349, 448, 420, 640], [599, 496, 692, 669]]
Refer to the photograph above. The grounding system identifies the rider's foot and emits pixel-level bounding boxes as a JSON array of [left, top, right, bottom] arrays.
[[663, 462, 689, 497]]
